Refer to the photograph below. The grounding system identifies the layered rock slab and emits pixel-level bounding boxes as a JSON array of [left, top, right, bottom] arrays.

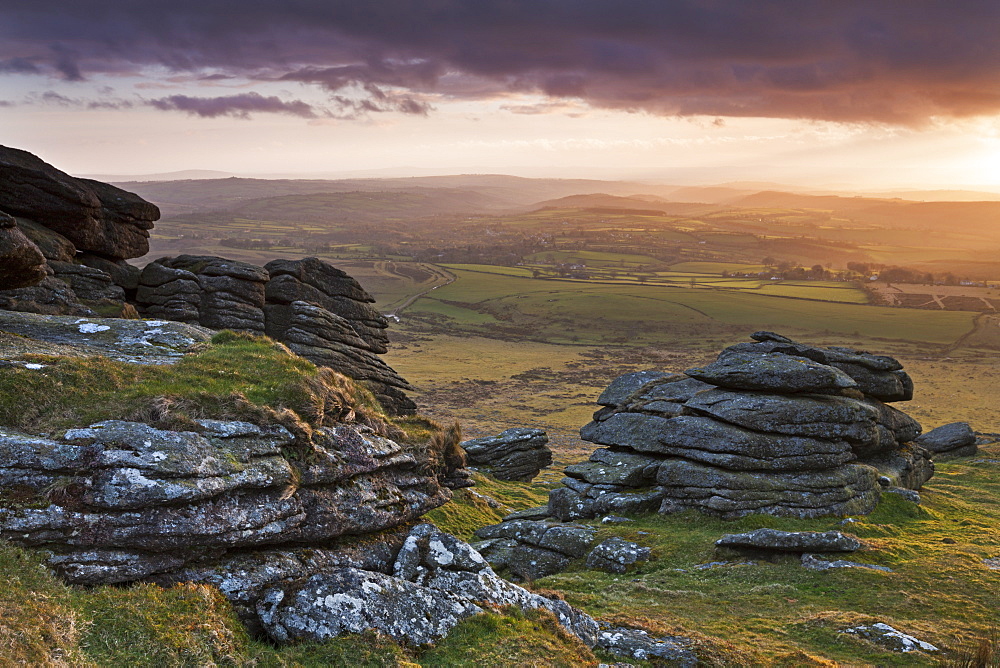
[[550, 332, 932, 521], [461, 427, 553, 481], [0, 145, 158, 260], [0, 419, 449, 584]]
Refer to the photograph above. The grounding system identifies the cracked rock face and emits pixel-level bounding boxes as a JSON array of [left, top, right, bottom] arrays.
[[133, 254, 415, 415], [461, 427, 553, 481], [0, 419, 450, 584], [0, 145, 158, 261], [550, 332, 932, 521], [254, 524, 600, 647], [472, 519, 597, 580]]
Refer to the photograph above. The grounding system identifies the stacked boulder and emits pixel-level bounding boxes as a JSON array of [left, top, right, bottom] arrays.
[[263, 258, 413, 414], [461, 427, 553, 481], [0, 145, 157, 313], [551, 332, 932, 520], [137, 255, 268, 332], [0, 147, 416, 415]]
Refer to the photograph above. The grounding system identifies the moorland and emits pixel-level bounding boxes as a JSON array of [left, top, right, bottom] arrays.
[[17, 173, 984, 664]]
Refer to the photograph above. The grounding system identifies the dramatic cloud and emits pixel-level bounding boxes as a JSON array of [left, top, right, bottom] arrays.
[[2, 1, 999, 124], [147, 92, 317, 119]]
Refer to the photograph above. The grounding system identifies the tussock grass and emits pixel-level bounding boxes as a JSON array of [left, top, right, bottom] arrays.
[[0, 331, 406, 446]]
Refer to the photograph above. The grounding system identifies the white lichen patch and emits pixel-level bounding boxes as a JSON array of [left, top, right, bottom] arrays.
[[78, 323, 111, 334]]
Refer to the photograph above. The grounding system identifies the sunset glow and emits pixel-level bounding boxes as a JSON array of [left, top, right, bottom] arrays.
[[2, 1, 1000, 190]]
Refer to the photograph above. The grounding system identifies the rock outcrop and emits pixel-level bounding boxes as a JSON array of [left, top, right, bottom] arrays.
[[0, 419, 449, 585], [549, 332, 933, 520], [472, 519, 597, 580], [716, 529, 862, 554], [0, 145, 158, 261], [915, 422, 978, 461], [133, 254, 414, 413], [461, 427, 553, 481], [0, 147, 415, 414], [0, 415, 618, 649]]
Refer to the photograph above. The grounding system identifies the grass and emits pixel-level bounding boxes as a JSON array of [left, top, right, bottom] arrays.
[[0, 331, 385, 437], [533, 454, 1000, 665]]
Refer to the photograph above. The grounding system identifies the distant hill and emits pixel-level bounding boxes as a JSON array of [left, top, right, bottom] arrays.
[[532, 193, 718, 216], [207, 188, 515, 224], [86, 169, 237, 182], [119, 175, 682, 217]]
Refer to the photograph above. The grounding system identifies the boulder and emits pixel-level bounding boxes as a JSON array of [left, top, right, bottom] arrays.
[[596, 626, 697, 666], [841, 623, 938, 653], [716, 529, 862, 553], [0, 145, 158, 260], [686, 351, 858, 394], [0, 212, 47, 290], [916, 422, 977, 461], [461, 427, 553, 481], [586, 537, 651, 574], [0, 419, 450, 584], [256, 524, 600, 647], [473, 519, 596, 579], [802, 554, 892, 572]]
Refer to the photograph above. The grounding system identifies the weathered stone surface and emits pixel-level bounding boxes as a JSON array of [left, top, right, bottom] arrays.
[[862, 444, 934, 490], [684, 389, 918, 458], [77, 253, 140, 292], [548, 486, 664, 522], [50, 261, 125, 302], [0, 275, 94, 316], [584, 413, 854, 471], [802, 554, 892, 572], [596, 626, 697, 666], [257, 567, 484, 644], [0, 311, 212, 364], [473, 519, 596, 578], [461, 427, 553, 481], [14, 217, 76, 262], [157, 255, 268, 333], [264, 300, 414, 414], [597, 370, 681, 407], [565, 333, 930, 521], [0, 213, 47, 290], [728, 332, 914, 402], [0, 420, 450, 583], [256, 524, 600, 646], [265, 257, 388, 353], [564, 448, 662, 486], [841, 623, 937, 652], [686, 351, 858, 394], [916, 422, 977, 460], [656, 459, 881, 519], [716, 529, 862, 553], [0, 145, 158, 260], [586, 537, 651, 574]]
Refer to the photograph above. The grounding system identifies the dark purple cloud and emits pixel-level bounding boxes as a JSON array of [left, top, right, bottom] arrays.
[[1, 1, 999, 124], [147, 92, 317, 118]]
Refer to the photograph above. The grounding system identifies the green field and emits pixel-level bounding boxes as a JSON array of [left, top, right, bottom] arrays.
[[401, 268, 975, 347]]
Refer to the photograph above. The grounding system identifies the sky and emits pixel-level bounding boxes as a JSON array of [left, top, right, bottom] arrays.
[[3, 0, 1000, 189]]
